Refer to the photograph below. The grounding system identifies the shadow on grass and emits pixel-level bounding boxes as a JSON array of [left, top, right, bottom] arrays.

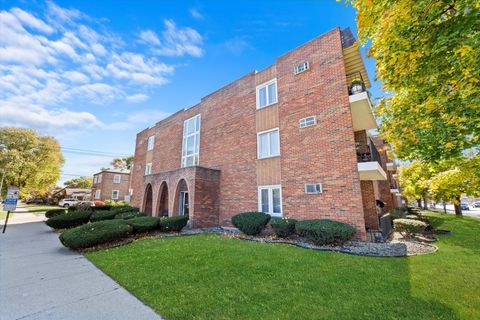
[[86, 234, 459, 319]]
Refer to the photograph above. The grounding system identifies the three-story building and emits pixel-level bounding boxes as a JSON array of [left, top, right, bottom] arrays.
[[130, 28, 398, 240]]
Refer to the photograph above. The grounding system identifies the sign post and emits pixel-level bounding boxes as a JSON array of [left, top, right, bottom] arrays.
[[2, 187, 20, 234]]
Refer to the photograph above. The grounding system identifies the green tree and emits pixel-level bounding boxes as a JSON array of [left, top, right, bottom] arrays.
[[0, 128, 64, 198], [345, 0, 480, 162], [398, 161, 433, 209], [111, 155, 133, 170], [64, 176, 93, 189], [430, 155, 480, 215]]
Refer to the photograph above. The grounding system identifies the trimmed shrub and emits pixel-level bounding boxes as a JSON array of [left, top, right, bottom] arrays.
[[158, 216, 189, 232], [295, 219, 356, 245], [406, 214, 420, 220], [394, 219, 427, 237], [94, 200, 105, 206], [111, 206, 139, 214], [45, 209, 66, 218], [270, 218, 297, 238], [231, 212, 271, 235], [90, 210, 118, 222], [126, 216, 159, 233], [114, 211, 145, 220], [59, 220, 133, 249], [388, 208, 406, 220], [45, 211, 92, 229], [92, 205, 112, 211]]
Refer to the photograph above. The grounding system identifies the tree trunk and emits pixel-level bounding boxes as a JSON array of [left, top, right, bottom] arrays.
[[422, 195, 428, 210], [443, 202, 447, 214], [416, 199, 422, 208], [454, 196, 462, 216]]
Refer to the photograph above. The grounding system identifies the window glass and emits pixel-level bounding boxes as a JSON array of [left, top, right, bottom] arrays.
[[182, 115, 200, 167], [261, 189, 269, 213], [268, 83, 277, 104], [186, 136, 195, 155], [272, 188, 281, 213], [269, 130, 279, 155], [259, 133, 269, 158], [258, 87, 267, 107]]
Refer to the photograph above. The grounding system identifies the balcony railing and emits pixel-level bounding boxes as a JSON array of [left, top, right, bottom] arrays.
[[347, 71, 367, 96], [356, 137, 381, 164]]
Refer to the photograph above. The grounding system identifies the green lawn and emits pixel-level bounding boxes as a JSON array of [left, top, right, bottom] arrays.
[[86, 212, 479, 320], [24, 204, 60, 213]]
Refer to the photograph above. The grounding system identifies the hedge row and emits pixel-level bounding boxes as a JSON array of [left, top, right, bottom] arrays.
[[59, 215, 190, 249], [231, 212, 357, 245], [59, 220, 133, 249], [45, 211, 92, 229], [45, 209, 66, 218]]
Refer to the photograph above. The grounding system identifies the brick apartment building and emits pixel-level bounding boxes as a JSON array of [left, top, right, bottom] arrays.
[[91, 170, 131, 202], [130, 28, 401, 240]]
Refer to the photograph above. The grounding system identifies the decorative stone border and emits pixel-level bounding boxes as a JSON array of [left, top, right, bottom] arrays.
[[78, 227, 438, 257]]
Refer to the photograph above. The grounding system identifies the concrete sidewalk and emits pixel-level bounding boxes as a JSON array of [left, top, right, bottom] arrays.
[[0, 220, 162, 320]]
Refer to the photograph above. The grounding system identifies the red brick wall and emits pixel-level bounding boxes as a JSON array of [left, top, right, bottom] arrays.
[[131, 28, 368, 239], [91, 171, 130, 202], [361, 180, 379, 230]]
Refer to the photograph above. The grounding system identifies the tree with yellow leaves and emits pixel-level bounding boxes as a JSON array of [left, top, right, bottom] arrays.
[[345, 0, 479, 162]]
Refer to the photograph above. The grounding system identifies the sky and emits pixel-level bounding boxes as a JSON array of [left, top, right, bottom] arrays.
[[0, 0, 382, 186]]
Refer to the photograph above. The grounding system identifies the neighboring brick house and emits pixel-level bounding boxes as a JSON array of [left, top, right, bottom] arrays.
[[91, 170, 131, 202], [130, 28, 401, 240]]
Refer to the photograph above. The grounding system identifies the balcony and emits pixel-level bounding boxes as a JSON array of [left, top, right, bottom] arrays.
[[356, 138, 387, 181], [347, 72, 377, 131], [386, 161, 396, 171]]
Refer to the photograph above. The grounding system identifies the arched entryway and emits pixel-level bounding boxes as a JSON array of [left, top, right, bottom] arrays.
[[143, 183, 153, 216], [157, 181, 169, 217], [174, 179, 189, 217]]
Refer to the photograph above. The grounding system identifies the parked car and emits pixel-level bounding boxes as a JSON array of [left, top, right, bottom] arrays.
[[58, 198, 78, 208], [26, 198, 46, 204], [473, 201, 480, 208], [460, 203, 470, 211]]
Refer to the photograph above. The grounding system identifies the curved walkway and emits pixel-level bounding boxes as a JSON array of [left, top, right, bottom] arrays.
[[0, 213, 162, 320]]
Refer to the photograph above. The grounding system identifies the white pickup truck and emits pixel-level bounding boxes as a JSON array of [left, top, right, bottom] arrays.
[[58, 198, 78, 208]]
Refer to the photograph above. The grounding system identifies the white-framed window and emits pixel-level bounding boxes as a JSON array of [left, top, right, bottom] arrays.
[[111, 190, 119, 200], [95, 190, 101, 199], [258, 185, 282, 217], [147, 135, 155, 151], [144, 163, 152, 175], [256, 79, 278, 109], [257, 128, 280, 159], [294, 61, 309, 74], [181, 114, 201, 167], [305, 183, 322, 194], [113, 175, 121, 183], [93, 175, 97, 184], [299, 116, 316, 128], [97, 174, 102, 183]]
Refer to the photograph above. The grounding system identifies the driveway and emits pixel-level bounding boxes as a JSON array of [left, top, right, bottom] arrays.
[[0, 209, 162, 320]]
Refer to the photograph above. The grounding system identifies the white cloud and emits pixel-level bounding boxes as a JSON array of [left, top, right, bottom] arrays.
[[126, 93, 149, 103], [63, 70, 89, 83], [149, 19, 203, 57], [0, 102, 101, 133], [107, 110, 171, 130], [10, 8, 54, 34], [224, 37, 252, 55], [139, 30, 161, 45], [190, 8, 204, 20], [0, 2, 201, 134]]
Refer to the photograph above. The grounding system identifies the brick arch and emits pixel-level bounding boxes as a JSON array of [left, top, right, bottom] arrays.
[[172, 178, 191, 217], [157, 181, 169, 217], [143, 183, 153, 216]]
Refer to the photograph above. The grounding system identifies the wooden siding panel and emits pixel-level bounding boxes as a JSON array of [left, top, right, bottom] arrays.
[[257, 157, 281, 185], [256, 104, 279, 132]]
